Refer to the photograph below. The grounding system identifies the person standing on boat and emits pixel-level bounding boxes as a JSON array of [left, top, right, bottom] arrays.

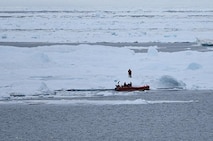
[[128, 69, 132, 78]]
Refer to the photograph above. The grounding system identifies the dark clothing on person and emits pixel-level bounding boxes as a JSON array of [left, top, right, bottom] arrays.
[[128, 69, 132, 78]]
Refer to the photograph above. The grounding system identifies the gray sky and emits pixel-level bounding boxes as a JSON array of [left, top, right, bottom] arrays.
[[1, 0, 213, 9]]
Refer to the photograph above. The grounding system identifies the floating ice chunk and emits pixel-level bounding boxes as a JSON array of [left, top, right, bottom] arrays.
[[187, 62, 202, 70], [0, 99, 198, 105], [157, 75, 186, 89], [35, 82, 53, 95], [196, 38, 213, 46], [147, 46, 158, 56]]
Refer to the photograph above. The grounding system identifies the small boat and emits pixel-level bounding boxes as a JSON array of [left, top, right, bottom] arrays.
[[115, 85, 150, 91]]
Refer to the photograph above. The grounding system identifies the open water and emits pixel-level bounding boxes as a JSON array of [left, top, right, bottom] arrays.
[[0, 90, 212, 141]]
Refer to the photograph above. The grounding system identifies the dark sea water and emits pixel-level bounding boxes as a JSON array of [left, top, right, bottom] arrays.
[[0, 90, 212, 141]]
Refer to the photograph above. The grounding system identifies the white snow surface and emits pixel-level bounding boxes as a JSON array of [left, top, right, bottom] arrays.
[[0, 8, 213, 99], [0, 8, 213, 43], [0, 45, 213, 99]]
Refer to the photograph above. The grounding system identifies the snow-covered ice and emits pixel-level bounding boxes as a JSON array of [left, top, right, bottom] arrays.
[[0, 45, 212, 99], [0, 8, 213, 43], [0, 98, 197, 105], [0, 8, 213, 99]]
